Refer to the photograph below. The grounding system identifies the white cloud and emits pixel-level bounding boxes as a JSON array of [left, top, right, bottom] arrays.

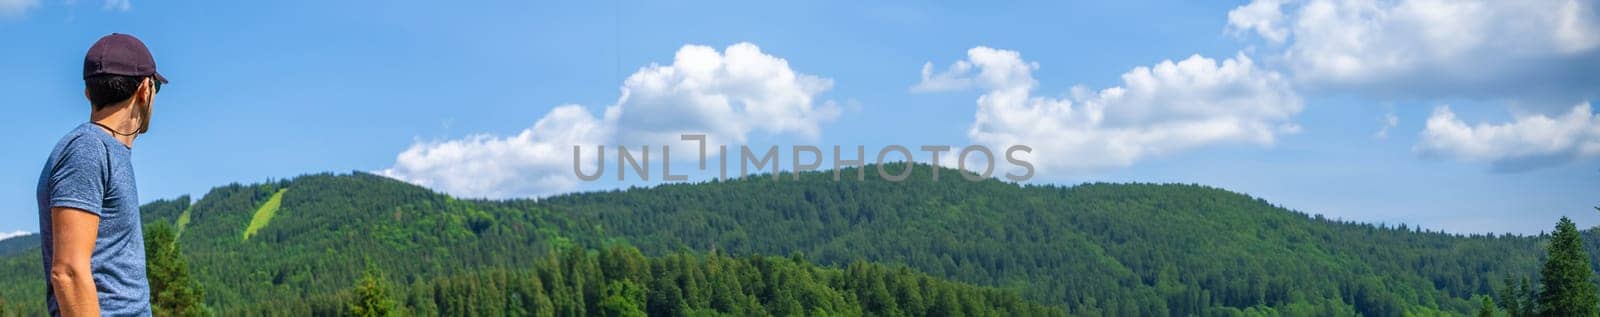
[[613, 42, 838, 145], [0, 0, 40, 18], [1227, 0, 1600, 101], [380, 105, 613, 199], [381, 43, 838, 198], [1227, 0, 1290, 43], [0, 230, 30, 241], [1376, 111, 1399, 139], [910, 60, 975, 92], [919, 47, 1302, 173], [1417, 102, 1600, 172], [102, 0, 129, 11]]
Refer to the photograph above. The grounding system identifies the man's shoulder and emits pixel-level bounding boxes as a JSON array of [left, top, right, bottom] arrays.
[[58, 123, 113, 149], [47, 124, 114, 166]]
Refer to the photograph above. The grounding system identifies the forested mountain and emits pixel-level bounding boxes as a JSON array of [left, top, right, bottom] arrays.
[[0, 234, 37, 258], [0, 163, 1589, 316]]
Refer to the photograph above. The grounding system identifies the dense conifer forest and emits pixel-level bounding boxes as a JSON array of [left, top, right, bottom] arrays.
[[0, 164, 1594, 316]]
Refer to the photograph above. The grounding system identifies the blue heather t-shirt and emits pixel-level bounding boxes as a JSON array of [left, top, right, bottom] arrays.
[[36, 122, 151, 317]]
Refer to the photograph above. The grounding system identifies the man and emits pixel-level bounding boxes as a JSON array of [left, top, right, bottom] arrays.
[[37, 33, 167, 317]]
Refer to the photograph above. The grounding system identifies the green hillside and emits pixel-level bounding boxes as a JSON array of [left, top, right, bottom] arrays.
[[0, 235, 38, 258], [0, 163, 1587, 316]]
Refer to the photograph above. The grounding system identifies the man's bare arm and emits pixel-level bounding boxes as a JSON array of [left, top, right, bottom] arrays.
[[49, 207, 100, 317]]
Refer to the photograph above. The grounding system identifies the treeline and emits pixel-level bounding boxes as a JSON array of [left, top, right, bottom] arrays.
[[536, 164, 1577, 315], [1, 232, 1064, 317], [236, 245, 1065, 316]]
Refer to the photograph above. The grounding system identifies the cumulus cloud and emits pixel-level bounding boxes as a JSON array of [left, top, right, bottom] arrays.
[[910, 60, 975, 92], [613, 42, 839, 145], [918, 47, 1302, 173], [0, 0, 40, 17], [380, 105, 612, 199], [1227, 0, 1290, 43], [0, 230, 29, 241], [1416, 103, 1600, 172], [381, 43, 838, 198], [1227, 0, 1600, 101]]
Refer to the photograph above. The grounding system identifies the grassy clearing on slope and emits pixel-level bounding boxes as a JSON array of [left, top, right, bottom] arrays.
[[175, 205, 193, 238], [243, 188, 287, 240]]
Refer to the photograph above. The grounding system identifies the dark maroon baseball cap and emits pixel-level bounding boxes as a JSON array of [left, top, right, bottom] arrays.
[[83, 33, 168, 83]]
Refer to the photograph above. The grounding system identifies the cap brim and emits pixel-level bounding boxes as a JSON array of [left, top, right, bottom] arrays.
[[153, 72, 169, 84]]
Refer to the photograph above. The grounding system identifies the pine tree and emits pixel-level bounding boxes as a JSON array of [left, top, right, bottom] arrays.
[[597, 280, 646, 317], [1538, 217, 1600, 317], [1519, 276, 1537, 316], [1499, 275, 1538, 317], [1477, 296, 1495, 317], [145, 222, 208, 317], [349, 260, 398, 317]]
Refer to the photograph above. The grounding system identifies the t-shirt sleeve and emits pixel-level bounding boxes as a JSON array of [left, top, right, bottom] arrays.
[[47, 136, 109, 217]]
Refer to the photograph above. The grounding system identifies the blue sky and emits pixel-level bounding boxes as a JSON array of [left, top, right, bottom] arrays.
[[1, 0, 1597, 237]]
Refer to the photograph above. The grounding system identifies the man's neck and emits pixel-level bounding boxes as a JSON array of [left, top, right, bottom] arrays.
[[89, 104, 138, 148]]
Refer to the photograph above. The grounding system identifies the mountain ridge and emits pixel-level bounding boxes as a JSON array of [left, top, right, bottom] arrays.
[[0, 164, 1585, 315]]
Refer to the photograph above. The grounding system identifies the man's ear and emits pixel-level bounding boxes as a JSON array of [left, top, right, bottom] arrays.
[[135, 78, 153, 104]]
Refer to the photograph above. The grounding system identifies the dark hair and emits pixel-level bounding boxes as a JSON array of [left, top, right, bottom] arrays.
[[85, 75, 145, 109]]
